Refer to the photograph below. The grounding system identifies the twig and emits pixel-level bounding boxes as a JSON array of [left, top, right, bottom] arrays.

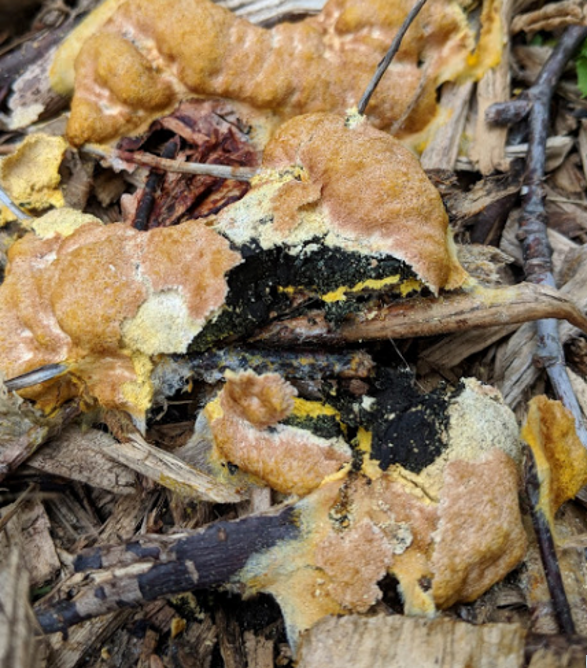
[[82, 145, 258, 182], [523, 444, 575, 635], [487, 25, 587, 448], [0, 483, 38, 532], [5, 363, 69, 391], [547, 196, 587, 207], [0, 143, 19, 155], [157, 347, 374, 386], [132, 137, 180, 231], [252, 282, 587, 346], [0, 184, 32, 220], [357, 0, 429, 115], [34, 504, 300, 634]]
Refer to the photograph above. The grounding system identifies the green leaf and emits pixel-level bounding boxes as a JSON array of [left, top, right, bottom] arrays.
[[576, 39, 587, 98]]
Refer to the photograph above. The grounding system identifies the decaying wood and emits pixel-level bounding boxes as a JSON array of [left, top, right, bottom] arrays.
[[153, 347, 374, 393], [0, 387, 80, 483], [253, 281, 587, 346], [457, 136, 575, 173], [500, 210, 579, 271], [419, 324, 519, 376], [297, 614, 587, 668], [420, 82, 474, 171], [26, 426, 137, 495], [34, 504, 299, 634], [2, 0, 587, 665], [215, 604, 247, 668], [439, 169, 521, 243], [511, 0, 585, 34], [44, 611, 134, 668], [497, 225, 587, 410], [244, 630, 274, 668], [468, 0, 513, 175], [0, 497, 60, 589], [0, 547, 48, 668], [102, 411, 246, 503], [297, 615, 527, 668], [487, 24, 587, 448]]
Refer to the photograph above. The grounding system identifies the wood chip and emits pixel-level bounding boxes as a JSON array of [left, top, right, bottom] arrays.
[[0, 547, 48, 668], [420, 81, 474, 171], [469, 0, 513, 175], [0, 498, 60, 589], [511, 0, 585, 34], [297, 615, 526, 668], [27, 426, 137, 495], [496, 246, 587, 408]]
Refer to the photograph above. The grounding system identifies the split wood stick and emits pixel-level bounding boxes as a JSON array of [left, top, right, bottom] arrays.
[[253, 282, 587, 346]]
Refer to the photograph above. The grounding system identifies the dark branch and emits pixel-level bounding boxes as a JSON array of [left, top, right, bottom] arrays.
[[487, 25, 587, 448], [523, 445, 575, 635], [132, 137, 181, 231], [35, 505, 300, 635]]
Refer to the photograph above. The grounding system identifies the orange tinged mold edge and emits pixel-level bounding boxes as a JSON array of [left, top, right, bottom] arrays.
[[54, 0, 504, 147]]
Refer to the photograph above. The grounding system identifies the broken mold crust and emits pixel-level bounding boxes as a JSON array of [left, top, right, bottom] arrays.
[[56, 0, 503, 148], [195, 372, 526, 646], [0, 219, 240, 414], [0, 134, 68, 223], [522, 395, 587, 520], [238, 441, 525, 647], [202, 371, 352, 496], [215, 113, 467, 295], [416, 377, 522, 497]]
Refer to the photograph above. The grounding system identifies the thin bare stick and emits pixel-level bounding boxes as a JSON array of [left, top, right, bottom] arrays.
[[0, 184, 32, 220], [488, 25, 587, 448], [524, 444, 575, 635], [5, 363, 69, 391], [0, 483, 38, 532], [357, 0, 428, 115], [0, 143, 19, 155], [82, 145, 258, 182]]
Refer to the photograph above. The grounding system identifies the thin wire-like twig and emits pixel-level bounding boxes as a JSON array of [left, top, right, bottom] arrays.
[[357, 0, 428, 115], [488, 25, 587, 449], [0, 184, 32, 219]]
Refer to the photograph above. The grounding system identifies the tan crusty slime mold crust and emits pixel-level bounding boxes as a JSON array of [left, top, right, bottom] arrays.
[[0, 113, 466, 416], [197, 372, 527, 649], [52, 0, 503, 147]]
